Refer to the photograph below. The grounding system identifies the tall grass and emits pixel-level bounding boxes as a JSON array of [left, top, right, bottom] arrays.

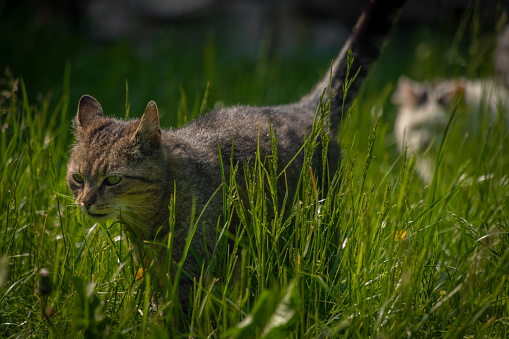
[[1, 21, 509, 338]]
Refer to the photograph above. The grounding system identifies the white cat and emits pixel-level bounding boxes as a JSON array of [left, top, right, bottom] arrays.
[[392, 75, 509, 183]]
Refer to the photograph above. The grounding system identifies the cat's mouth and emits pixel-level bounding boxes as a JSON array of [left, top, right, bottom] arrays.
[[88, 212, 108, 218], [86, 211, 115, 221]]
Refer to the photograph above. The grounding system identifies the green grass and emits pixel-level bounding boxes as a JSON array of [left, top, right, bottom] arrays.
[[1, 9, 509, 338]]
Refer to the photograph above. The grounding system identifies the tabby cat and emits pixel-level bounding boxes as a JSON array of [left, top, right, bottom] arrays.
[[67, 0, 407, 306]]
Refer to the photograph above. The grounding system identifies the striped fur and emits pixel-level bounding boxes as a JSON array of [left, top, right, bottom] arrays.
[[67, 0, 407, 307]]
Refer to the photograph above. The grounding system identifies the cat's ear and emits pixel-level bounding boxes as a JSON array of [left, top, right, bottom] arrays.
[[132, 101, 161, 148], [392, 76, 426, 106], [438, 80, 465, 107], [76, 95, 104, 128]]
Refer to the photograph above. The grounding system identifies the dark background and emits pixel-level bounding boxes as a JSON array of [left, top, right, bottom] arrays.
[[1, 0, 507, 127]]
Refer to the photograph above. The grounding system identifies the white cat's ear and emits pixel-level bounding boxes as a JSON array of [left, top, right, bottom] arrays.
[[392, 76, 424, 106], [438, 80, 465, 107], [133, 101, 161, 147], [76, 95, 104, 128]]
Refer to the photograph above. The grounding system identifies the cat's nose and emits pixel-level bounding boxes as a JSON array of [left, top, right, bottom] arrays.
[[82, 198, 95, 209]]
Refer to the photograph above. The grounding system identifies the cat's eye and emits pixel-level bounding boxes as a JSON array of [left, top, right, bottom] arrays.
[[104, 175, 122, 186], [73, 174, 85, 184], [416, 91, 428, 106], [438, 94, 453, 108]]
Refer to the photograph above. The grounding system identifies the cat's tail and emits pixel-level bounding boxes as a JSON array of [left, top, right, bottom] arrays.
[[301, 0, 407, 129]]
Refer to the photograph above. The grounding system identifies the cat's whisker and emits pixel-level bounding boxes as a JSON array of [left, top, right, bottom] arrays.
[[65, 0, 407, 307], [115, 207, 156, 224], [116, 205, 156, 216], [116, 203, 157, 209], [117, 214, 154, 232]]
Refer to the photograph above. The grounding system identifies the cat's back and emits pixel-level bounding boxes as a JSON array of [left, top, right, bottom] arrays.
[[168, 103, 316, 165]]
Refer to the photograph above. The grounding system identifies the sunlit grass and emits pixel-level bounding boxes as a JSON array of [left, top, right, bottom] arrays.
[[1, 17, 509, 338]]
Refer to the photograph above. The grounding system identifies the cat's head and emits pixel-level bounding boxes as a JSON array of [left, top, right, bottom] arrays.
[[67, 95, 166, 223], [392, 75, 466, 110]]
